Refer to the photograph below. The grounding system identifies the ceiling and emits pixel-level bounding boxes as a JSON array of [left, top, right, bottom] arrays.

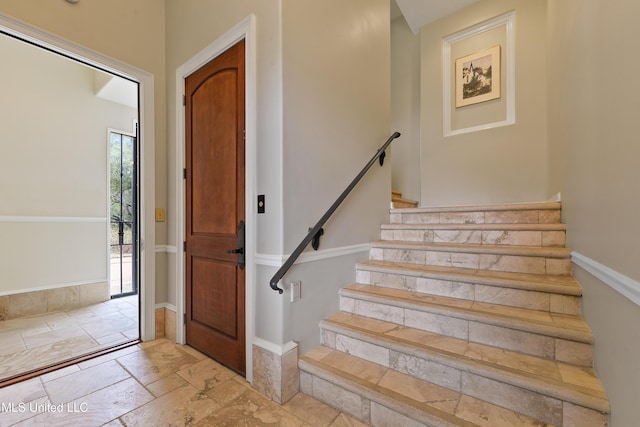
[[94, 70, 138, 109], [392, 0, 480, 34]]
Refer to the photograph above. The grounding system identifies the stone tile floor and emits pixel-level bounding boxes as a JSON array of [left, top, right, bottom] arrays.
[[0, 338, 366, 426], [0, 296, 139, 381]]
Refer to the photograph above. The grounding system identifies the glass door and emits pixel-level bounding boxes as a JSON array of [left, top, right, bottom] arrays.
[[109, 131, 138, 298]]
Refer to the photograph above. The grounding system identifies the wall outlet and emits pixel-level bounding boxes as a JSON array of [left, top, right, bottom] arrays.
[[291, 281, 301, 302]]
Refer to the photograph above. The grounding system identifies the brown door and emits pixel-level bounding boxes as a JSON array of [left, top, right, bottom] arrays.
[[185, 40, 245, 375]]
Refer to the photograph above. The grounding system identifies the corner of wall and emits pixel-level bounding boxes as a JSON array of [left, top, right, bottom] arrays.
[[252, 339, 299, 404]]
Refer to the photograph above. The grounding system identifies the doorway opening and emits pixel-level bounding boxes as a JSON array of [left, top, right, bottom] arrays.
[[0, 15, 155, 384]]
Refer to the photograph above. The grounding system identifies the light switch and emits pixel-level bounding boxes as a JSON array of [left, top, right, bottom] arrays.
[[155, 208, 166, 222]]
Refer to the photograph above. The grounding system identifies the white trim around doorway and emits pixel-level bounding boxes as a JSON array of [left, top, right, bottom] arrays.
[[174, 14, 257, 383], [0, 13, 156, 342]]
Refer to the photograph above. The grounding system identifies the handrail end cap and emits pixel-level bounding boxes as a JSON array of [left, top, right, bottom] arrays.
[[270, 279, 284, 294]]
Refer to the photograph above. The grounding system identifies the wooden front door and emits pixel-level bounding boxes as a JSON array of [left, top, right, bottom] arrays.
[[185, 40, 246, 375]]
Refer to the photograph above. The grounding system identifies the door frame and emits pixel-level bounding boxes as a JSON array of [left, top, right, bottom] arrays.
[[175, 15, 256, 382], [0, 14, 156, 340]]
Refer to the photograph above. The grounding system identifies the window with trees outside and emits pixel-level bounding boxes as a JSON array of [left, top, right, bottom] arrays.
[[109, 131, 138, 298]]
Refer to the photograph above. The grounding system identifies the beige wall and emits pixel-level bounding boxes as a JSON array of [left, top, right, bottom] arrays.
[[547, 0, 640, 281], [547, 1, 640, 425], [419, 0, 549, 206], [0, 34, 136, 294], [165, 1, 391, 350], [574, 269, 640, 427], [1, 1, 391, 352], [280, 0, 390, 351], [281, 0, 391, 252], [0, 0, 168, 302], [164, 0, 283, 317], [391, 16, 421, 204], [165, 0, 284, 255]]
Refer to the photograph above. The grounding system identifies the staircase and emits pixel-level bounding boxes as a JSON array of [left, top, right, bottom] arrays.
[[299, 202, 610, 426]]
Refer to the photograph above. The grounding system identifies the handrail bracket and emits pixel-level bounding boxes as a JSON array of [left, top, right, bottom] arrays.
[[310, 227, 324, 251]]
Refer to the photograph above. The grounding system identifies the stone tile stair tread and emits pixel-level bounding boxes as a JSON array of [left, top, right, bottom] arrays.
[[381, 223, 566, 231], [372, 240, 572, 258], [358, 260, 582, 295], [300, 346, 559, 427], [321, 311, 609, 412], [341, 284, 593, 341], [391, 202, 561, 213], [391, 195, 419, 204]]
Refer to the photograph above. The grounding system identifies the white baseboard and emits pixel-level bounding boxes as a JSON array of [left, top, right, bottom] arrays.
[[154, 302, 177, 312], [253, 337, 298, 356], [572, 251, 640, 306], [0, 280, 107, 297]]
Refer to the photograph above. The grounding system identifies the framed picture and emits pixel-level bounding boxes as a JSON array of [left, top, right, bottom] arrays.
[[443, 12, 514, 136], [455, 45, 501, 108]]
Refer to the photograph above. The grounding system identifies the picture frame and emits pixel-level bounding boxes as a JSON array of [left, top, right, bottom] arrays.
[[455, 45, 501, 108], [443, 11, 514, 136]]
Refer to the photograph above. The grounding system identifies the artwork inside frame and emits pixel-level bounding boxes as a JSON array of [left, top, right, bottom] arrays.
[[455, 45, 501, 108]]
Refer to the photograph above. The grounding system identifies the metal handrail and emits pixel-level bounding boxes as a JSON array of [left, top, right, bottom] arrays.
[[269, 131, 401, 293]]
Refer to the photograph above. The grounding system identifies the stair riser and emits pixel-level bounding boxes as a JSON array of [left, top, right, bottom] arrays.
[[370, 247, 572, 275], [339, 297, 593, 366], [301, 359, 606, 427], [299, 370, 456, 427], [300, 372, 371, 424], [381, 229, 566, 247], [321, 331, 567, 426], [356, 269, 581, 315], [462, 373, 607, 427], [390, 209, 561, 226], [321, 330, 463, 392]]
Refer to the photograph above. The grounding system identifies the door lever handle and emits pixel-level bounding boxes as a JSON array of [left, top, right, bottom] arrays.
[[228, 220, 245, 269]]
